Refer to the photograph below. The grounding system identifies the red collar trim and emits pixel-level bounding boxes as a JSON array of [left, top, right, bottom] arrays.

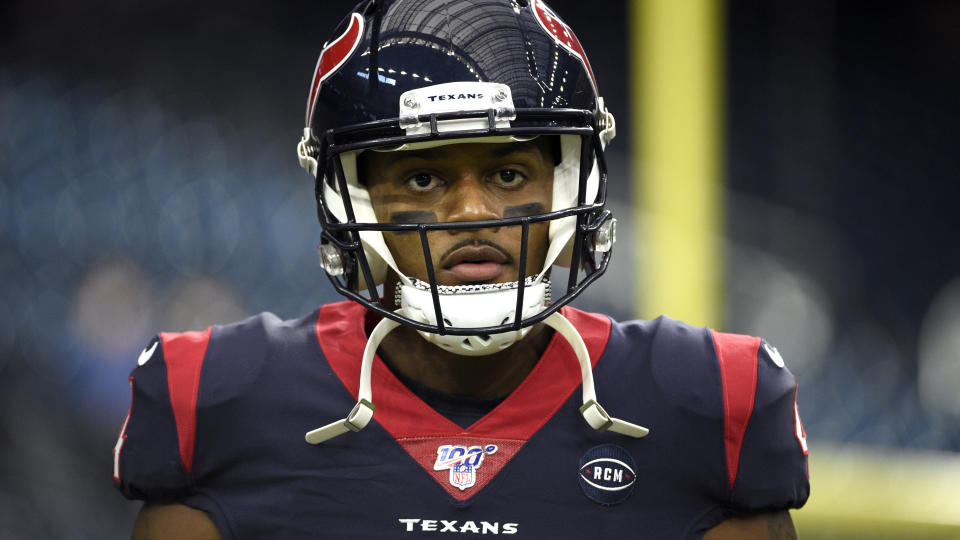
[[315, 301, 612, 441]]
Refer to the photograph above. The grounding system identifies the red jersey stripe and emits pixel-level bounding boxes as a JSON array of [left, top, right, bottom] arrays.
[[160, 327, 213, 476], [710, 330, 761, 491]]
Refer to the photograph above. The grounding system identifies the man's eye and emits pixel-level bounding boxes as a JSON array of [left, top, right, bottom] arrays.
[[406, 173, 439, 191], [494, 169, 524, 186]]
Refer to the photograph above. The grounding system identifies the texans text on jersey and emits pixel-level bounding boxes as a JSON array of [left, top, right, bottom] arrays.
[[398, 519, 518, 535]]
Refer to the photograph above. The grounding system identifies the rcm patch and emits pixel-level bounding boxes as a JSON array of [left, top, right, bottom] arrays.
[[578, 444, 637, 506]]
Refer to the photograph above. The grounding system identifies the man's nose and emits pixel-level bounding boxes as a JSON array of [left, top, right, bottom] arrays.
[[443, 174, 501, 230]]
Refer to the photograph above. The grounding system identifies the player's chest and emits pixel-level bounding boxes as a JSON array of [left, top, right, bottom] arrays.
[[219, 419, 706, 539]]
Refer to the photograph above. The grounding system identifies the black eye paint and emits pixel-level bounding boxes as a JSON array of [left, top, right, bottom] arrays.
[[504, 202, 545, 218], [390, 210, 438, 223], [389, 211, 437, 233], [389, 204, 543, 230]]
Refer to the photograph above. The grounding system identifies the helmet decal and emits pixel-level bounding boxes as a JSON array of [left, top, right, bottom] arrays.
[[305, 12, 365, 127], [530, 0, 597, 92]]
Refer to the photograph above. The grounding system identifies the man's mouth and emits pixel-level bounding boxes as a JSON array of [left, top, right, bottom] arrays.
[[440, 244, 510, 283]]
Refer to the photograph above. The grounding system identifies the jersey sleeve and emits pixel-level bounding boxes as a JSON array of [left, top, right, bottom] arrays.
[[113, 328, 212, 501], [710, 331, 810, 512]]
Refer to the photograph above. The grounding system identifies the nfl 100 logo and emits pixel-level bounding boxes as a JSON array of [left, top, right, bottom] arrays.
[[433, 444, 498, 490]]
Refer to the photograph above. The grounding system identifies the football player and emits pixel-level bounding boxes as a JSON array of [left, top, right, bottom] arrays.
[[114, 1, 809, 538]]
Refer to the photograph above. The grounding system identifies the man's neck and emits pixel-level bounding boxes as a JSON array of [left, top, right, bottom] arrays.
[[376, 322, 554, 399]]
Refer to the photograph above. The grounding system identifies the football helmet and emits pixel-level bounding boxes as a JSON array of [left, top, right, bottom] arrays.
[[298, 0, 617, 353], [301, 0, 648, 445]]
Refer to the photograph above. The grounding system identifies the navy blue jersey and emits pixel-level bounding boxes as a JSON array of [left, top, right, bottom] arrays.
[[113, 301, 809, 539]]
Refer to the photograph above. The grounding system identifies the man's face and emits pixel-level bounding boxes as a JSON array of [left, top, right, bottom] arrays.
[[361, 139, 555, 286]]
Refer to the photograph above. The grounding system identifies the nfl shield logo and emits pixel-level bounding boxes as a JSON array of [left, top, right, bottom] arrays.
[[434, 443, 498, 491], [450, 463, 476, 490]]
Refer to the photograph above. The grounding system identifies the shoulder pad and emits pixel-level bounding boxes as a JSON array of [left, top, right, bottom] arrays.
[[113, 329, 211, 499], [730, 337, 809, 509], [114, 311, 312, 502], [641, 316, 726, 419], [196, 312, 281, 406]]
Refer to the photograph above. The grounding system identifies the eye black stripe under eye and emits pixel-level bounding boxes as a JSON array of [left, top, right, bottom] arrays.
[[390, 211, 438, 224], [504, 202, 545, 218], [390, 204, 542, 224]]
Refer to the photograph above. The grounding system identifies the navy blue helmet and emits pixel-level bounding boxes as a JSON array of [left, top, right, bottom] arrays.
[[298, 0, 618, 353]]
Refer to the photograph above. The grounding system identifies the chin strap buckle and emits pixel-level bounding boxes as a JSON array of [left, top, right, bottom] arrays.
[[305, 316, 400, 445], [544, 312, 650, 439], [297, 128, 319, 177], [305, 399, 375, 445], [579, 399, 649, 439], [597, 96, 616, 147]]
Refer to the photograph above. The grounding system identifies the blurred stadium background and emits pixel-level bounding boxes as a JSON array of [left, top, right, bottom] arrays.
[[1, 0, 958, 537]]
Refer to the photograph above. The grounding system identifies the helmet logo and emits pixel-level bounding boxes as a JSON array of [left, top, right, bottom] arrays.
[[530, 0, 597, 92], [305, 12, 365, 127]]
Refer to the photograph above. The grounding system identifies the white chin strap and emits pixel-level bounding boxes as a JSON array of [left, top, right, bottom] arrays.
[[304, 311, 649, 445], [397, 277, 550, 357]]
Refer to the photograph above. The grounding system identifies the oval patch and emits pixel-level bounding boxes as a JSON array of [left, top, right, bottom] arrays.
[[578, 444, 637, 506]]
